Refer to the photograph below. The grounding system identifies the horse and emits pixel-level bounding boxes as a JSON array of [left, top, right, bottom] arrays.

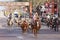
[[20, 20, 29, 33], [31, 18, 41, 36], [7, 13, 13, 26], [7, 18, 13, 26], [14, 17, 19, 27], [7, 15, 14, 31], [52, 18, 59, 31]]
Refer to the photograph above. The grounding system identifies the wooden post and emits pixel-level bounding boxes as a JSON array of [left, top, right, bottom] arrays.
[[52, 0, 54, 15], [29, 2, 32, 18]]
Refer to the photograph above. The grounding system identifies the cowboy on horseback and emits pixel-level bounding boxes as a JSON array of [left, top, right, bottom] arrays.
[[52, 17, 59, 31], [7, 13, 13, 26], [13, 10, 19, 23], [20, 18, 29, 33], [31, 12, 41, 36]]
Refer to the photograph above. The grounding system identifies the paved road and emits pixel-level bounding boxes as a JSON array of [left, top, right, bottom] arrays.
[[0, 17, 60, 40]]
